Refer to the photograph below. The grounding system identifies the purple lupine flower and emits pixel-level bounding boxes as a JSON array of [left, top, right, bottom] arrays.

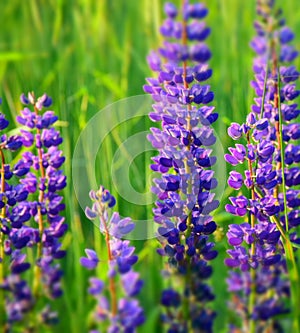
[[0, 102, 36, 325], [80, 249, 99, 269], [225, 0, 300, 331], [0, 93, 67, 324], [144, 1, 218, 331], [80, 186, 144, 333]]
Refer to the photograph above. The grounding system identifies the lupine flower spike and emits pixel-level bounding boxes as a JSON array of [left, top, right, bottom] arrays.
[[0, 99, 34, 329], [81, 186, 144, 333], [225, 1, 300, 332], [3, 92, 68, 329], [144, 1, 219, 332]]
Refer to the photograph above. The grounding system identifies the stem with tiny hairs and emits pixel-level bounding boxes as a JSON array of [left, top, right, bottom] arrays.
[[32, 102, 46, 300], [181, 1, 194, 329], [246, 133, 257, 333], [98, 192, 117, 317]]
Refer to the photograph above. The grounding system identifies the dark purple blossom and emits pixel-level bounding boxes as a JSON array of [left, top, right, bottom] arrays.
[[144, 1, 218, 332], [16, 93, 67, 303], [0, 98, 36, 326], [0, 92, 68, 330]]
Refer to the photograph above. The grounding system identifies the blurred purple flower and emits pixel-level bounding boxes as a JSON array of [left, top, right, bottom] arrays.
[[225, 0, 300, 329], [80, 186, 144, 332]]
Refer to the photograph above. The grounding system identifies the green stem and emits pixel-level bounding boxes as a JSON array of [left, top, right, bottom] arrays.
[[97, 189, 117, 317], [276, 72, 289, 232], [182, 214, 192, 332], [245, 133, 257, 333], [282, 240, 300, 332], [31, 99, 48, 331], [270, 215, 300, 331], [33, 102, 46, 299], [181, 2, 193, 330], [268, 32, 299, 330], [248, 268, 256, 333]]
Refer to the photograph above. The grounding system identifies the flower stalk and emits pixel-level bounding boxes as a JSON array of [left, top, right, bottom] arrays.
[[32, 101, 46, 298], [100, 207, 118, 316], [145, 1, 219, 331], [246, 133, 257, 333], [225, 1, 300, 331], [15, 92, 68, 328]]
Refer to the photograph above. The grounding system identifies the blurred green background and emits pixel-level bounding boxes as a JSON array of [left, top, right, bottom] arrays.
[[0, 0, 299, 332]]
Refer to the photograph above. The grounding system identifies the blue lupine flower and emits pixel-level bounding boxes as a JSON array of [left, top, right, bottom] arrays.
[[80, 249, 99, 270], [16, 93, 67, 303], [144, 1, 218, 331], [0, 99, 36, 325], [2, 92, 68, 328]]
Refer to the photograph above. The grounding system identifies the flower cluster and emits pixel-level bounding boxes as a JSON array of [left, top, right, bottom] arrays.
[[144, 1, 219, 332], [225, 0, 300, 330], [0, 99, 35, 325], [0, 93, 67, 329], [81, 186, 144, 333], [17, 93, 67, 303]]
